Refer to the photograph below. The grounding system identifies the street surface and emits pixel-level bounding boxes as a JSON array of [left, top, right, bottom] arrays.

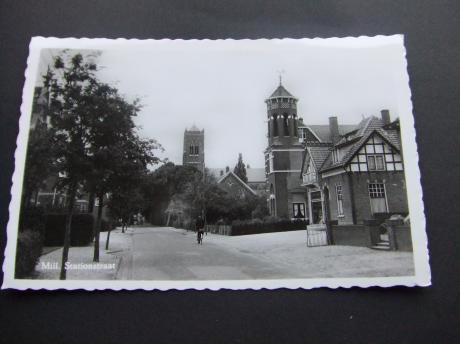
[[115, 226, 415, 280]]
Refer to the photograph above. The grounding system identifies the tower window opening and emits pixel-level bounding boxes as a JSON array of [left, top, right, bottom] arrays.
[[273, 114, 279, 137], [293, 114, 298, 136], [283, 114, 289, 136], [194, 145, 199, 155], [189, 145, 194, 155]]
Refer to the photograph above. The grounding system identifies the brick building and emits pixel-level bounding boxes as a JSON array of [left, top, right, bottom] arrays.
[[265, 81, 409, 226], [264, 82, 305, 219], [300, 112, 408, 225]]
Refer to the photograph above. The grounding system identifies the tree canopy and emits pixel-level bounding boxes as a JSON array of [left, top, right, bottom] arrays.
[[233, 153, 248, 183]]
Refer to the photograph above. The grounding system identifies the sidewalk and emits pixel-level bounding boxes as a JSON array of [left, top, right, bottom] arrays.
[[34, 228, 132, 280]]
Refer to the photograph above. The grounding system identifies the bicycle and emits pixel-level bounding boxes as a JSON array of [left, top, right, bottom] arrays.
[[197, 230, 203, 244]]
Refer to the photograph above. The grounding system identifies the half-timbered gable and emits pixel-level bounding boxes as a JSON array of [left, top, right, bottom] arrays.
[[346, 131, 403, 173]]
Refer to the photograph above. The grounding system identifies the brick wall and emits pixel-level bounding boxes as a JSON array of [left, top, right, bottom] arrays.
[[351, 171, 408, 223], [331, 225, 370, 247], [322, 173, 354, 224]]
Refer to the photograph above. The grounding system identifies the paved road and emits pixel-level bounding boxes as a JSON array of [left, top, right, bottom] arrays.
[[116, 227, 287, 280]]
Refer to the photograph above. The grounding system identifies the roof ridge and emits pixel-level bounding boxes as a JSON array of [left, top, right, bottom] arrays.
[[217, 171, 257, 195]]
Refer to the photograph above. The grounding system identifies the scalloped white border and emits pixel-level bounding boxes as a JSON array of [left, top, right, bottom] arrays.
[[1, 35, 431, 291]]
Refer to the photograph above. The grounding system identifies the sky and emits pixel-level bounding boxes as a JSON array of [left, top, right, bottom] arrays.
[[36, 38, 406, 169]]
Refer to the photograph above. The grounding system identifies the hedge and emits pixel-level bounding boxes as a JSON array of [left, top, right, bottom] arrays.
[[44, 213, 94, 246], [230, 218, 307, 236], [19, 206, 46, 234], [15, 230, 43, 278]]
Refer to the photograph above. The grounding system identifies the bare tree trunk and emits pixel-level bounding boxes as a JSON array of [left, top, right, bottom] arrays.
[[60, 181, 77, 280], [166, 212, 171, 226], [93, 193, 103, 262], [105, 228, 111, 250]]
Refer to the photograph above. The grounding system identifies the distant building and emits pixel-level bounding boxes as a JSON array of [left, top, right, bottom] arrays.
[[208, 167, 266, 196], [182, 125, 205, 174], [216, 171, 257, 199]]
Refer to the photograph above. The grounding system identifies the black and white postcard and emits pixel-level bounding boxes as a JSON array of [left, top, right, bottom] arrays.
[[2, 36, 430, 290]]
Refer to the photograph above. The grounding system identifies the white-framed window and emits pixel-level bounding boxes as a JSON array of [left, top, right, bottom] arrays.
[[292, 203, 306, 219], [269, 152, 274, 173], [336, 185, 344, 216], [298, 128, 306, 140], [368, 155, 385, 171], [332, 149, 338, 163], [368, 182, 388, 213], [332, 149, 342, 163]]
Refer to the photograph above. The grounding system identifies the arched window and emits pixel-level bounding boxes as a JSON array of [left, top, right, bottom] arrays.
[[283, 114, 289, 136], [293, 114, 298, 137], [269, 184, 276, 215], [273, 114, 279, 137]]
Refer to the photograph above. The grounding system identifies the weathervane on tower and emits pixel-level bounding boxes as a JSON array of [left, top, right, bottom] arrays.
[[277, 69, 285, 86]]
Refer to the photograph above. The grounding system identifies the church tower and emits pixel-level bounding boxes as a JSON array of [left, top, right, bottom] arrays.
[[183, 125, 205, 174], [265, 80, 307, 219]]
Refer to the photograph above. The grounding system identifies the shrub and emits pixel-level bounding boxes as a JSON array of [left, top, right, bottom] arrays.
[[44, 213, 94, 246], [15, 230, 43, 278]]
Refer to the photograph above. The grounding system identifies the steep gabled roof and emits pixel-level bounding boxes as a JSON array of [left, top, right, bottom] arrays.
[[305, 124, 357, 143], [246, 168, 266, 183], [217, 171, 257, 196], [309, 145, 333, 171], [321, 127, 401, 172], [208, 167, 265, 183], [300, 143, 332, 174], [268, 85, 295, 98]]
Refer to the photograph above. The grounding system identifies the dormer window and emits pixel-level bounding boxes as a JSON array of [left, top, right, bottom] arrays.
[[332, 149, 339, 163]]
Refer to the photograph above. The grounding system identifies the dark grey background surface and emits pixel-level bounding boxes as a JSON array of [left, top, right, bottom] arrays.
[[1, 1, 459, 343]]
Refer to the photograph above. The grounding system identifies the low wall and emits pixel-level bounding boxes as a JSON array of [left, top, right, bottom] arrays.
[[331, 225, 370, 247], [391, 224, 412, 251]]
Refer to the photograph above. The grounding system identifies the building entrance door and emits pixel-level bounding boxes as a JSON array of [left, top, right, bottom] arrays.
[[311, 201, 323, 224]]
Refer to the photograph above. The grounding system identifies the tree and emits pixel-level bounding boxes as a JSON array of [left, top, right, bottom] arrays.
[[43, 51, 161, 277], [84, 82, 160, 261], [233, 153, 248, 183], [44, 53, 99, 279], [21, 120, 56, 208]]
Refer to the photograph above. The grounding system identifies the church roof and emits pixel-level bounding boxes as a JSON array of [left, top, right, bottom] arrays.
[[208, 167, 265, 183], [217, 171, 257, 196], [246, 168, 266, 183], [302, 124, 357, 143], [269, 84, 295, 98]]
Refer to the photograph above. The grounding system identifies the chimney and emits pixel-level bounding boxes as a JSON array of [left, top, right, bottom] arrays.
[[381, 109, 391, 125], [329, 116, 340, 144]]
